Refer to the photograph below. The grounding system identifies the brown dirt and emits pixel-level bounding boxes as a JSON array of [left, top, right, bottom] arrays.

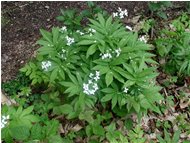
[[1, 1, 185, 82]]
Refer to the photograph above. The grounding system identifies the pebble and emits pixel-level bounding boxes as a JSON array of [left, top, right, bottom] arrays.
[[45, 5, 49, 9]]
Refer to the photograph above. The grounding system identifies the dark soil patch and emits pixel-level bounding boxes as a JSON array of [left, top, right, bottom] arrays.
[[1, 1, 186, 82], [1, 1, 148, 82]]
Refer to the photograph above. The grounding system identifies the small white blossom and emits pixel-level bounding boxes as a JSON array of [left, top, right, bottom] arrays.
[[123, 87, 129, 93], [115, 48, 121, 57], [83, 71, 100, 96], [113, 7, 128, 19], [139, 35, 148, 43], [113, 12, 118, 17], [126, 25, 132, 31], [89, 73, 94, 78], [1, 115, 10, 129], [76, 30, 84, 35], [66, 36, 75, 46], [60, 26, 67, 32], [89, 28, 96, 33], [41, 61, 51, 71]]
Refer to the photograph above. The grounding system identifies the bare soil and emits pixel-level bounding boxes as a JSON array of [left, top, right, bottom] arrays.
[[1, 1, 148, 82]]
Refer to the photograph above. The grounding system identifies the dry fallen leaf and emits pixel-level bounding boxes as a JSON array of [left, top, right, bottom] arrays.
[[70, 124, 83, 132]]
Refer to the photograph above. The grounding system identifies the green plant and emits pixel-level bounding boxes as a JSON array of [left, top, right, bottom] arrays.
[[18, 11, 163, 142], [148, 1, 173, 19], [156, 13, 190, 76], [1, 105, 62, 143], [128, 125, 146, 143], [2, 72, 31, 96], [56, 2, 107, 30], [21, 13, 163, 120], [1, 105, 39, 142], [157, 128, 181, 143]]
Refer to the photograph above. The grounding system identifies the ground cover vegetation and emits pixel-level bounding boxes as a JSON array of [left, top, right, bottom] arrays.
[[1, 1, 190, 143]]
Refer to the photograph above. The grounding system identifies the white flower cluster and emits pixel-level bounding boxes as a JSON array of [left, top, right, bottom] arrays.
[[42, 61, 51, 71], [83, 71, 100, 95], [65, 36, 75, 46], [113, 7, 128, 19], [76, 30, 84, 35], [139, 35, 148, 43], [126, 25, 133, 31], [100, 48, 121, 59], [88, 28, 96, 36], [1, 115, 9, 129], [123, 87, 129, 94], [60, 26, 67, 33]]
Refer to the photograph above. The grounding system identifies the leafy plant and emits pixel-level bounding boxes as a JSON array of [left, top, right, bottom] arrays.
[[155, 13, 190, 76], [148, 1, 173, 19], [18, 9, 164, 142], [2, 72, 31, 96], [56, 2, 107, 30], [157, 128, 181, 143]]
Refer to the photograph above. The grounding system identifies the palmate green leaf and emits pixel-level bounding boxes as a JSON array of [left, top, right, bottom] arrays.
[[101, 94, 113, 102], [20, 106, 34, 117], [97, 13, 106, 27], [111, 95, 117, 109], [113, 66, 134, 80], [44, 120, 59, 137], [105, 16, 112, 30], [40, 29, 53, 44], [30, 123, 44, 140], [172, 130, 181, 143], [86, 44, 97, 58], [93, 65, 110, 75], [105, 71, 113, 86], [79, 110, 94, 123], [53, 104, 73, 115], [92, 124, 105, 136], [52, 27, 60, 44], [9, 125, 30, 141], [112, 70, 125, 83], [77, 40, 96, 45], [101, 88, 115, 93], [50, 69, 58, 82]]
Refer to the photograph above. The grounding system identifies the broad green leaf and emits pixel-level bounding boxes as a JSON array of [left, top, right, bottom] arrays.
[[105, 71, 113, 86], [10, 126, 30, 141], [101, 94, 113, 102], [86, 44, 97, 58], [40, 29, 52, 44], [50, 69, 58, 82], [52, 27, 59, 44], [111, 95, 117, 109], [77, 40, 96, 45], [53, 104, 73, 115]]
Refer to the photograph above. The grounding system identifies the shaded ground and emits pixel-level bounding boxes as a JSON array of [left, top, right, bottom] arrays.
[[1, 1, 148, 82]]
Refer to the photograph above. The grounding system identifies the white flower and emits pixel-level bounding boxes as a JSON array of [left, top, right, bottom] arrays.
[[62, 49, 66, 53], [83, 71, 100, 95], [139, 35, 148, 43], [66, 36, 75, 46], [123, 87, 128, 93], [89, 28, 96, 33], [126, 25, 132, 31], [89, 73, 94, 78], [41, 61, 51, 71], [1, 115, 10, 129], [76, 30, 84, 35], [113, 7, 128, 19], [118, 7, 122, 12], [113, 12, 118, 17], [60, 26, 67, 32], [115, 48, 121, 57], [88, 80, 92, 84]]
